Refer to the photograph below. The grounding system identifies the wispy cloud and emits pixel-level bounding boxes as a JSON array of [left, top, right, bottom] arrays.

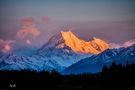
[[26, 39, 31, 45], [0, 38, 14, 53], [16, 26, 41, 39], [123, 40, 135, 47], [16, 17, 41, 44], [109, 39, 135, 49], [41, 16, 50, 23], [20, 17, 35, 26]]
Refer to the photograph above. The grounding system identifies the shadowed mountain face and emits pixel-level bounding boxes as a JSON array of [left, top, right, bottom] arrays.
[[62, 44, 135, 74]]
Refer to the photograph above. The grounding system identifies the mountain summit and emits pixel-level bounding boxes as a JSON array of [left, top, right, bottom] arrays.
[[0, 30, 109, 72], [44, 30, 109, 54]]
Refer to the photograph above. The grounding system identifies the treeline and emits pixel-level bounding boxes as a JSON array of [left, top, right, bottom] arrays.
[[0, 62, 135, 89], [101, 62, 135, 89], [0, 69, 62, 89]]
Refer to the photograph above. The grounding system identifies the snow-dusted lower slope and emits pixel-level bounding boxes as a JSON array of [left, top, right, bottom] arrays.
[[34, 45, 91, 71], [0, 54, 41, 70]]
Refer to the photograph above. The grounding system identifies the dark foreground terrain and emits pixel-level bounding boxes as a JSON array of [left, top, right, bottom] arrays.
[[0, 62, 135, 90]]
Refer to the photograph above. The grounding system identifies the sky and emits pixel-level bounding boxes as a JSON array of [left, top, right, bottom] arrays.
[[0, 0, 135, 49]]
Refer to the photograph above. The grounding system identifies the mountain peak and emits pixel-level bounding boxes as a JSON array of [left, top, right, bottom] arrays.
[[61, 30, 72, 33], [61, 30, 80, 42], [93, 37, 101, 40], [42, 30, 109, 54], [90, 37, 109, 52]]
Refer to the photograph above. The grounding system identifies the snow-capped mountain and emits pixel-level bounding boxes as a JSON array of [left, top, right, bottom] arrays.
[[0, 31, 109, 71], [33, 30, 108, 71], [39, 30, 109, 54], [0, 54, 41, 70], [62, 44, 135, 74], [0, 31, 134, 73]]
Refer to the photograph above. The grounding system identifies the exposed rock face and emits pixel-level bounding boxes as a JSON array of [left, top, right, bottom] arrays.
[[60, 31, 109, 54]]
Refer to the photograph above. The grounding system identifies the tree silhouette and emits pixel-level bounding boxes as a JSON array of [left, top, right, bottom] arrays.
[[0, 61, 135, 89], [51, 69, 61, 77]]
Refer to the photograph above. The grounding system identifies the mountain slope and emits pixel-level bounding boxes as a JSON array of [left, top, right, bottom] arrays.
[[62, 44, 135, 74], [0, 30, 109, 72], [35, 31, 91, 71], [35, 30, 108, 71], [0, 54, 42, 70], [40, 30, 109, 54]]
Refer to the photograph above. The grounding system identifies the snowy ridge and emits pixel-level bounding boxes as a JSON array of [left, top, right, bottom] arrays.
[[1, 31, 132, 73], [62, 44, 135, 74], [0, 31, 94, 71]]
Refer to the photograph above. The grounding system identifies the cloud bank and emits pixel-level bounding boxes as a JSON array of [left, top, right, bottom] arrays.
[[109, 39, 135, 49], [0, 39, 14, 53], [16, 17, 41, 45]]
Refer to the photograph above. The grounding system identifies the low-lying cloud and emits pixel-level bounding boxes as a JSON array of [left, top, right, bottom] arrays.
[[0, 38, 14, 53], [16, 26, 41, 39], [109, 39, 135, 49], [16, 17, 41, 44]]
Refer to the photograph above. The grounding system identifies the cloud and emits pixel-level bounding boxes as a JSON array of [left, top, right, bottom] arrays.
[[109, 39, 135, 49], [26, 39, 31, 45], [20, 17, 35, 26], [16, 26, 41, 39], [0, 38, 14, 53], [0, 39, 14, 45], [109, 43, 122, 49], [16, 17, 41, 40], [41, 16, 50, 23], [123, 40, 135, 47]]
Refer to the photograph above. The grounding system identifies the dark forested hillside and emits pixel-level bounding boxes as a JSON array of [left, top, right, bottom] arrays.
[[0, 62, 135, 90]]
